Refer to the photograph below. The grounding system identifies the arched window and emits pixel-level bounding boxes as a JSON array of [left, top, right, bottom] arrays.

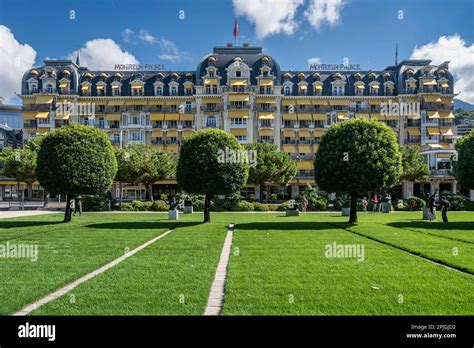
[[46, 84, 53, 93], [171, 86, 177, 96], [155, 86, 162, 96], [284, 85, 291, 95], [235, 69, 241, 77]]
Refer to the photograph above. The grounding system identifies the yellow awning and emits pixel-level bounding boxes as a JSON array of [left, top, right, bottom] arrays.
[[256, 97, 276, 103], [36, 129, 48, 134], [337, 114, 349, 120], [81, 85, 90, 91], [35, 95, 54, 104], [56, 113, 70, 120], [228, 109, 249, 118], [201, 96, 221, 103], [356, 84, 365, 89], [314, 85, 323, 90], [312, 113, 326, 121], [259, 129, 273, 136], [283, 130, 295, 136], [440, 97, 453, 105], [370, 114, 385, 120], [427, 127, 440, 135], [299, 85, 308, 90], [106, 113, 121, 121], [131, 85, 143, 89], [355, 113, 370, 118], [229, 79, 247, 86], [427, 111, 440, 119], [167, 144, 180, 153], [329, 99, 350, 106], [282, 113, 297, 121], [150, 113, 165, 121], [228, 95, 249, 102], [282, 99, 294, 106], [311, 99, 328, 105], [165, 113, 180, 121], [297, 161, 313, 170], [368, 99, 383, 105], [92, 98, 108, 105], [182, 130, 194, 137], [166, 130, 178, 137], [258, 112, 274, 119], [298, 145, 312, 153], [59, 82, 68, 88], [407, 80, 417, 87], [108, 99, 125, 106], [180, 114, 194, 121], [385, 115, 400, 120], [439, 127, 454, 136], [298, 113, 312, 120], [204, 78, 219, 85], [125, 99, 147, 105], [148, 99, 166, 105], [440, 82, 449, 88], [423, 95, 442, 103], [422, 78, 437, 85], [96, 85, 105, 90], [298, 130, 310, 137], [23, 111, 36, 120], [403, 96, 417, 103], [371, 85, 380, 89], [313, 129, 325, 137], [438, 111, 455, 119], [296, 99, 311, 105], [282, 144, 296, 152], [259, 78, 273, 86], [428, 144, 443, 149], [437, 153, 453, 158], [230, 128, 247, 136], [151, 130, 163, 137], [407, 128, 421, 135], [35, 112, 49, 119]]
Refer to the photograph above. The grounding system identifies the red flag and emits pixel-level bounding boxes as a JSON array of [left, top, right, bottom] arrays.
[[233, 19, 239, 40]]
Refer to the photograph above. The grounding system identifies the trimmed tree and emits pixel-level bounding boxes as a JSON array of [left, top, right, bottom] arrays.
[[0, 137, 43, 199], [454, 129, 474, 189], [115, 144, 176, 201], [36, 124, 117, 222], [244, 142, 297, 201], [399, 146, 430, 182], [176, 129, 249, 223], [314, 118, 402, 223]]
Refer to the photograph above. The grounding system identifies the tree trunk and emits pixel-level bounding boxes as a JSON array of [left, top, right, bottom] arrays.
[[349, 191, 358, 223], [63, 194, 74, 223], [147, 184, 154, 202], [203, 193, 211, 223]]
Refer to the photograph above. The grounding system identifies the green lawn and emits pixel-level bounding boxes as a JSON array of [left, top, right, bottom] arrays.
[[0, 211, 472, 316]]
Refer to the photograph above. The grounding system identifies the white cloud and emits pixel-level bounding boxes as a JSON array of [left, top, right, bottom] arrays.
[[233, 0, 304, 39], [121, 28, 134, 43], [411, 34, 474, 103], [67, 39, 139, 70], [138, 30, 157, 44], [307, 57, 321, 68], [0, 25, 36, 103], [158, 38, 190, 63], [304, 0, 347, 30]]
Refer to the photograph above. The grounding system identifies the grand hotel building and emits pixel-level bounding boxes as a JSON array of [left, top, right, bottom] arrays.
[[18, 44, 459, 201]]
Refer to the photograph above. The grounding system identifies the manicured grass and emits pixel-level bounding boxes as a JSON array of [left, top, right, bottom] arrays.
[[32, 215, 227, 315], [0, 213, 183, 315], [1, 211, 472, 316], [222, 213, 474, 315]]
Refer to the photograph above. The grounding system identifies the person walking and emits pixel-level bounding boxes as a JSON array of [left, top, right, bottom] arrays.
[[377, 194, 383, 212], [362, 197, 368, 213], [301, 195, 308, 212], [371, 195, 378, 212], [427, 191, 437, 222], [439, 197, 450, 223], [74, 195, 82, 216]]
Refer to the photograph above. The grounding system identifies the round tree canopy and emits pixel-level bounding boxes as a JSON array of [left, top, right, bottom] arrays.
[[176, 129, 249, 196], [36, 124, 117, 195], [314, 118, 402, 194], [454, 130, 474, 189]]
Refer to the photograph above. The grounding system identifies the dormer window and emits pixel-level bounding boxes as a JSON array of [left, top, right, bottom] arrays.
[[155, 86, 163, 96], [30, 84, 38, 93], [284, 85, 291, 95], [209, 70, 215, 77], [171, 86, 177, 96], [236, 69, 241, 77], [355, 83, 364, 96], [112, 84, 121, 96], [46, 84, 54, 93]]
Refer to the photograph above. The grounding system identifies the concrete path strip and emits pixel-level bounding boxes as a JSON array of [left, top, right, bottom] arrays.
[[204, 224, 234, 316], [13, 229, 174, 316], [0, 210, 58, 220]]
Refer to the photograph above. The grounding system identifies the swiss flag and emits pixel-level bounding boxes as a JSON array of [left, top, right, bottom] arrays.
[[233, 19, 239, 40]]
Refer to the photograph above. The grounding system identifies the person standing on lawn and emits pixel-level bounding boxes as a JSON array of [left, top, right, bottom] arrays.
[[301, 195, 308, 212], [371, 194, 378, 212], [362, 197, 368, 213], [439, 197, 450, 223], [74, 195, 82, 216], [377, 194, 383, 212], [427, 190, 438, 222]]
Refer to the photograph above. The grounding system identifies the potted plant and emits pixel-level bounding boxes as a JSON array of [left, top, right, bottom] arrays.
[[286, 199, 300, 217]]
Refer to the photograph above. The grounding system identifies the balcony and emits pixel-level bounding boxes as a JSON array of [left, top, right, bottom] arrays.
[[23, 122, 37, 128], [227, 104, 251, 110], [152, 140, 165, 145], [230, 123, 247, 129], [257, 138, 275, 144], [254, 106, 276, 112], [431, 169, 453, 177], [201, 106, 223, 112], [405, 138, 421, 144], [282, 139, 297, 144]]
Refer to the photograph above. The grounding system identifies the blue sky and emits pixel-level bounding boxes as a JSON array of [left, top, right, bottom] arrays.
[[1, 0, 473, 103]]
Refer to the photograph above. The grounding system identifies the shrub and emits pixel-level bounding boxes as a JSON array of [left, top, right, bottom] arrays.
[[247, 193, 256, 202], [150, 200, 169, 211], [405, 197, 426, 211], [230, 200, 254, 211], [308, 196, 328, 211], [332, 196, 348, 211], [465, 200, 474, 211], [440, 192, 466, 211], [190, 195, 205, 211], [159, 194, 168, 201], [270, 193, 278, 201], [211, 199, 226, 212], [82, 194, 109, 212], [253, 202, 269, 211], [277, 200, 293, 211], [265, 204, 278, 211]]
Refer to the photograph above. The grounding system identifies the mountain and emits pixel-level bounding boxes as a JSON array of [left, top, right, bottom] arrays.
[[454, 99, 474, 111]]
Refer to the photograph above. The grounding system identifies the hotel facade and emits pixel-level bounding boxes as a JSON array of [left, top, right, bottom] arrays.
[[18, 44, 460, 201]]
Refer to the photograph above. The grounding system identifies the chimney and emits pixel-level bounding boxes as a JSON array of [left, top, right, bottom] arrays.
[[243, 43, 249, 47], [227, 43, 233, 47]]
